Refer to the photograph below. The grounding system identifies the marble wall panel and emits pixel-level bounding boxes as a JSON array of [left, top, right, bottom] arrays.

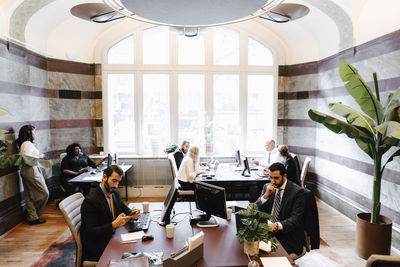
[[28, 65, 48, 89], [95, 75, 102, 91], [96, 127, 103, 148], [48, 72, 95, 91], [278, 76, 287, 92], [381, 179, 400, 214], [284, 73, 319, 92], [95, 99, 102, 119], [287, 99, 318, 119], [48, 98, 94, 120], [0, 57, 30, 85], [318, 67, 342, 90], [0, 94, 50, 123], [286, 126, 316, 149], [277, 99, 285, 119], [277, 126, 285, 145], [49, 128, 96, 152], [0, 172, 22, 201]]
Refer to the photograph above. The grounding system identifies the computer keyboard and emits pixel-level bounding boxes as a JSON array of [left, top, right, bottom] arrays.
[[129, 212, 151, 232]]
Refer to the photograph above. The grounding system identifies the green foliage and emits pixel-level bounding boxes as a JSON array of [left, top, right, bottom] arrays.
[[164, 143, 178, 154], [308, 61, 400, 223], [236, 203, 278, 252]]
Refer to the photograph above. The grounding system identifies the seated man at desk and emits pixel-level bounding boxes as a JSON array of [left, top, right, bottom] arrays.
[[173, 140, 190, 170], [255, 163, 306, 258], [80, 165, 141, 262], [253, 139, 283, 175], [60, 143, 106, 195]]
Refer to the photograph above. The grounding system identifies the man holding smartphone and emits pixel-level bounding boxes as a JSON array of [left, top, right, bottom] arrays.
[[80, 165, 141, 262]]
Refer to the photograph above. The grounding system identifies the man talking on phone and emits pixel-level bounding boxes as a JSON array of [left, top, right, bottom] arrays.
[[80, 165, 141, 262], [255, 162, 306, 259]]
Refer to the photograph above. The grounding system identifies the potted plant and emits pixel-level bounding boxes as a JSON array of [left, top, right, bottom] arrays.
[[308, 61, 400, 259], [0, 108, 52, 169], [236, 203, 278, 256], [164, 143, 178, 154]]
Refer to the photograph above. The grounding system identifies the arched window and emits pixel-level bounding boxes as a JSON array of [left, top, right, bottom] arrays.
[[104, 26, 276, 155]]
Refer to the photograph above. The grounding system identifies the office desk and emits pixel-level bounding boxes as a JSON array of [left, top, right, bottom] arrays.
[[97, 202, 296, 267], [198, 164, 269, 202], [68, 165, 132, 201]]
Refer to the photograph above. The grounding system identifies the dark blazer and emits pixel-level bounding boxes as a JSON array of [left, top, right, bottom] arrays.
[[173, 149, 185, 169], [256, 180, 306, 255], [80, 186, 131, 261], [285, 157, 300, 186], [303, 188, 320, 249]]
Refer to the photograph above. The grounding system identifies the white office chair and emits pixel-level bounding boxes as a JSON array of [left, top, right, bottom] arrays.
[[300, 157, 311, 188], [59, 192, 97, 267], [167, 154, 194, 213]]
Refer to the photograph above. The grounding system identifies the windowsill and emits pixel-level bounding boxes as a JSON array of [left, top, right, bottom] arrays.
[[89, 153, 266, 160]]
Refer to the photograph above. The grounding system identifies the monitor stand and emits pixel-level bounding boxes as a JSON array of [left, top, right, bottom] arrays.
[[190, 214, 219, 228]]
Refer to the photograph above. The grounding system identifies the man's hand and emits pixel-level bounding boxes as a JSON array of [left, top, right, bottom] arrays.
[[262, 168, 269, 176], [268, 223, 278, 232], [253, 160, 260, 166], [263, 184, 276, 200], [112, 213, 132, 229], [129, 207, 141, 220]]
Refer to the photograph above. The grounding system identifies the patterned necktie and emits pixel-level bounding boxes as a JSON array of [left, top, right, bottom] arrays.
[[268, 152, 271, 164], [108, 194, 115, 220], [272, 188, 282, 223]]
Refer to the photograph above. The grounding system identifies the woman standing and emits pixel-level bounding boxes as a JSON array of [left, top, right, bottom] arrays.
[[176, 145, 205, 190], [16, 125, 49, 225], [279, 145, 301, 186]]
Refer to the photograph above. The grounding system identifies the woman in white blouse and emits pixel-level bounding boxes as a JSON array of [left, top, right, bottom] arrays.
[[176, 145, 205, 190], [16, 125, 49, 225]]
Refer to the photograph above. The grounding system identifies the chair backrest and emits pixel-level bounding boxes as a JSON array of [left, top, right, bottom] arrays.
[[59, 192, 85, 267], [366, 254, 400, 267], [168, 153, 178, 179], [300, 157, 311, 188]]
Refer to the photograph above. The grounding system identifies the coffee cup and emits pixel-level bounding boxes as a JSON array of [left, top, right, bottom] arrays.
[[142, 202, 149, 213], [166, 224, 175, 238], [227, 208, 232, 220]]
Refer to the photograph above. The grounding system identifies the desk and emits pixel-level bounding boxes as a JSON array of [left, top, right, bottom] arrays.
[[97, 202, 296, 267], [68, 165, 132, 201], [198, 164, 269, 202]]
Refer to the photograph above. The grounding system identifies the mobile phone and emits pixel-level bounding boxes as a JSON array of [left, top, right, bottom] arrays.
[[127, 210, 138, 216]]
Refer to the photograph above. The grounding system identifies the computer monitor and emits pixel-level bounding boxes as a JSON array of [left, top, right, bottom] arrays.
[[241, 156, 251, 177], [107, 153, 113, 167], [190, 181, 227, 227], [159, 179, 179, 226], [235, 150, 241, 167]]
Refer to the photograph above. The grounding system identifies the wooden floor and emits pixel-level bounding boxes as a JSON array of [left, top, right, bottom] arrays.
[[0, 197, 396, 267]]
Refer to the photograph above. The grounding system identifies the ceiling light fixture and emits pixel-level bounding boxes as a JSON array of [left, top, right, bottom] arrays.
[[103, 0, 284, 27]]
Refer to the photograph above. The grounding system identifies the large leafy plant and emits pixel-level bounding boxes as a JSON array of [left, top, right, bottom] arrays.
[[236, 203, 278, 251], [0, 108, 52, 169], [308, 61, 400, 223]]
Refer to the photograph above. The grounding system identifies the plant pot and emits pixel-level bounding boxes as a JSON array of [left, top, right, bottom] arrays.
[[356, 212, 392, 260], [244, 240, 259, 256]]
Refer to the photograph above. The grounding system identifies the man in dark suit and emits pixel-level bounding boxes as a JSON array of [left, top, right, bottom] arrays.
[[255, 162, 306, 257], [80, 165, 141, 261], [173, 140, 190, 169]]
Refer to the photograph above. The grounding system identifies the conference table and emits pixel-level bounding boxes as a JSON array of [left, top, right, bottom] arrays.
[[198, 164, 270, 202], [68, 164, 132, 201], [97, 202, 297, 267]]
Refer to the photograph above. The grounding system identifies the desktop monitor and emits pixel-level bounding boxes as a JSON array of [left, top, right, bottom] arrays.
[[107, 153, 113, 167], [159, 179, 179, 226], [235, 150, 241, 167], [241, 156, 251, 177], [191, 181, 227, 227]]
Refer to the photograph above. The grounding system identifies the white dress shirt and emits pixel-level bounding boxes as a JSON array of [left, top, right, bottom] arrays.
[[261, 179, 287, 230], [20, 141, 40, 158], [260, 147, 283, 168], [176, 156, 196, 183]]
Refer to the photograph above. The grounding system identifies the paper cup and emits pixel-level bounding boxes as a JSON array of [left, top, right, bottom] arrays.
[[142, 202, 149, 213], [227, 208, 232, 220], [166, 224, 175, 238]]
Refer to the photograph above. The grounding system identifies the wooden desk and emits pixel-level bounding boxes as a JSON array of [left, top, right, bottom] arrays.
[[68, 165, 132, 201], [97, 202, 296, 267], [198, 164, 269, 202]]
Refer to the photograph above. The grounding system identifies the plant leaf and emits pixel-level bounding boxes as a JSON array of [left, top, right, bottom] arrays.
[[376, 121, 400, 139], [355, 139, 374, 159], [0, 154, 52, 169], [328, 102, 376, 135], [384, 88, 400, 121], [339, 61, 384, 124], [0, 130, 8, 136], [0, 108, 8, 117], [308, 109, 373, 143]]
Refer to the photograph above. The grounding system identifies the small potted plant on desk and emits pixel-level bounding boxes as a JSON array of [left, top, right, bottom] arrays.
[[236, 203, 277, 257]]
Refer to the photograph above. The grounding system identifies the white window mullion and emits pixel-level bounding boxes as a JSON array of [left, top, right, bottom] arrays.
[[240, 73, 247, 153]]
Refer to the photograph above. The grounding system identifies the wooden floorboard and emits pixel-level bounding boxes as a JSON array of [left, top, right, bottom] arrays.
[[0, 196, 396, 267]]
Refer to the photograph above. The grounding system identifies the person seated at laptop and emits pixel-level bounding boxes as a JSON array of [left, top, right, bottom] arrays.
[[80, 165, 141, 262], [253, 139, 284, 175], [278, 145, 300, 186], [176, 145, 205, 190], [255, 163, 306, 258], [173, 140, 190, 170], [60, 143, 107, 195]]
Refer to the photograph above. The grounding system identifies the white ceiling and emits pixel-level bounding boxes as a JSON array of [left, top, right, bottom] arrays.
[[0, 0, 399, 64]]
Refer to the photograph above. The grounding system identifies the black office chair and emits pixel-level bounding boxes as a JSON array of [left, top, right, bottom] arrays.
[[366, 254, 400, 267]]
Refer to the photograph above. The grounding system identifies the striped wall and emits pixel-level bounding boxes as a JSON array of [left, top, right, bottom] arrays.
[[278, 30, 400, 249], [0, 39, 103, 235]]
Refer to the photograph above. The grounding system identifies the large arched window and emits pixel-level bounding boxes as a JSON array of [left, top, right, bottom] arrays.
[[104, 26, 276, 156]]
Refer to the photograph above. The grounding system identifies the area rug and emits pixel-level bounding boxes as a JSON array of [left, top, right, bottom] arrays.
[[31, 229, 76, 267], [32, 231, 347, 267]]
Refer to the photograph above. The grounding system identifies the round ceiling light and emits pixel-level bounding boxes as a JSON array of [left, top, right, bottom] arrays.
[[104, 0, 284, 27]]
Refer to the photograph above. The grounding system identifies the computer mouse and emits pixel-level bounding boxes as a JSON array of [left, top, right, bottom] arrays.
[[205, 176, 213, 180], [90, 171, 96, 175], [142, 234, 154, 241]]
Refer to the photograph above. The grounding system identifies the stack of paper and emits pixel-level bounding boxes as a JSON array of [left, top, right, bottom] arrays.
[[121, 231, 145, 243], [260, 257, 292, 267]]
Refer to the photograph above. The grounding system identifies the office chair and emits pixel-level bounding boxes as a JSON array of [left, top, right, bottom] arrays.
[[300, 157, 311, 188], [167, 154, 194, 214], [59, 192, 97, 267], [366, 254, 400, 267]]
